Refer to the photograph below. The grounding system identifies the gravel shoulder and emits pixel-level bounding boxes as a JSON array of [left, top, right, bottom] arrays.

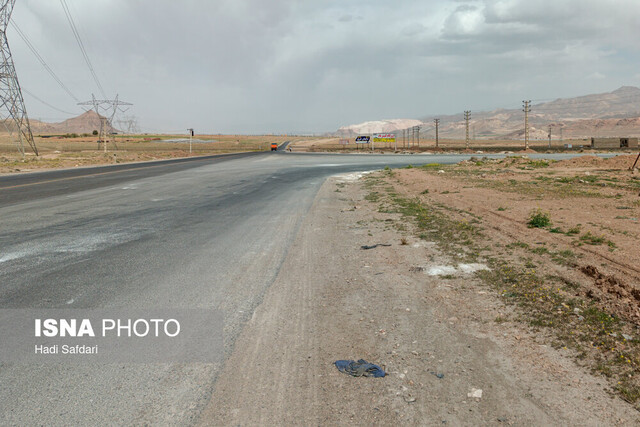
[[198, 170, 638, 425]]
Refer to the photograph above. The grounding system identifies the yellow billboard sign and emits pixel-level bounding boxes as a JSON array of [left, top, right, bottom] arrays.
[[373, 133, 396, 143]]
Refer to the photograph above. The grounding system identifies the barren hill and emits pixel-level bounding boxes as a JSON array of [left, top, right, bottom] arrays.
[[336, 86, 640, 140], [16, 110, 116, 135], [336, 119, 423, 137]]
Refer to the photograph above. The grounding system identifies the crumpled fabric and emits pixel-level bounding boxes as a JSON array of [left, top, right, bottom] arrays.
[[334, 359, 386, 377]]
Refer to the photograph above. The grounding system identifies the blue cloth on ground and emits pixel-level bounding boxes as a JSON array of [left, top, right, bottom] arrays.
[[334, 359, 386, 377]]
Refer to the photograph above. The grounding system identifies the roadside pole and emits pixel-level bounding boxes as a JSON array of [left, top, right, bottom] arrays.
[[187, 128, 194, 154]]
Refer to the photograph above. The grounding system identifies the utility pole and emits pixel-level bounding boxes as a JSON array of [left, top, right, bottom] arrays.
[[415, 126, 420, 149], [523, 100, 531, 150], [434, 119, 440, 148], [548, 125, 552, 149], [464, 111, 471, 149], [560, 127, 563, 142], [187, 128, 194, 154], [402, 128, 405, 149], [0, 0, 38, 156]]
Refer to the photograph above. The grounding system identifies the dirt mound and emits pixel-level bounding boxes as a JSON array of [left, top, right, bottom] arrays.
[[581, 265, 640, 322], [601, 154, 639, 169]]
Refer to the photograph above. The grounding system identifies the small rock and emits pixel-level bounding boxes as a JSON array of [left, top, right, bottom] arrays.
[[622, 334, 633, 341], [438, 170, 445, 174], [468, 388, 483, 399]]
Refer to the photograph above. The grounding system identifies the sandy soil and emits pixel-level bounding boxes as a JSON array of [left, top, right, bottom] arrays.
[[197, 165, 639, 425]]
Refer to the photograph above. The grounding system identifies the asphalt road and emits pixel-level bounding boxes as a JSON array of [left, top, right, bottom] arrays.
[[0, 150, 616, 425]]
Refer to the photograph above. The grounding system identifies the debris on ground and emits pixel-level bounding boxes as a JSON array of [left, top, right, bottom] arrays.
[[430, 372, 445, 379], [468, 388, 483, 399], [360, 243, 392, 250], [334, 359, 386, 377]]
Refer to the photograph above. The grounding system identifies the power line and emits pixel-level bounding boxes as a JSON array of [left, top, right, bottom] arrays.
[[59, 0, 106, 99], [10, 19, 80, 103], [78, 94, 132, 152], [22, 87, 76, 115]]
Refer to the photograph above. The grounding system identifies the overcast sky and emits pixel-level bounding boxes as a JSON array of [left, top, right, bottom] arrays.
[[10, 0, 640, 134]]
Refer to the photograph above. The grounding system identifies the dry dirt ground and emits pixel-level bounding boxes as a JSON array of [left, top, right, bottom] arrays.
[[293, 137, 613, 153], [0, 135, 302, 174], [198, 154, 640, 425]]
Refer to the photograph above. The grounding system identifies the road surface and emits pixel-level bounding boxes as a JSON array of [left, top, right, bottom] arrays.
[[0, 151, 615, 425]]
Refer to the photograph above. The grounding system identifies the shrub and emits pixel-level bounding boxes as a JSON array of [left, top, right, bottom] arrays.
[[527, 209, 551, 228]]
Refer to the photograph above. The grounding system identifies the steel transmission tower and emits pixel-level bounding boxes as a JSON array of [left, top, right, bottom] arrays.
[[0, 0, 37, 155], [434, 118, 440, 148], [523, 100, 531, 150], [79, 94, 132, 152], [464, 111, 471, 149]]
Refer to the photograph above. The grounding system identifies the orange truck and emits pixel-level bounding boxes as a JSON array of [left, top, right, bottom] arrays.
[[270, 143, 278, 151]]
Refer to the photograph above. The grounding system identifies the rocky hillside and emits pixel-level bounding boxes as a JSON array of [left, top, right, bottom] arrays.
[[335, 86, 640, 140], [0, 110, 117, 135]]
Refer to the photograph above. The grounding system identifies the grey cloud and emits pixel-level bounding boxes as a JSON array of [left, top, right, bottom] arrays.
[[8, 0, 640, 133]]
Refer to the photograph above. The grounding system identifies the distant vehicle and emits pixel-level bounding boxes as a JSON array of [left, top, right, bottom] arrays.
[[271, 143, 278, 151]]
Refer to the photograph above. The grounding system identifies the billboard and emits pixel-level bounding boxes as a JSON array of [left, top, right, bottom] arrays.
[[373, 133, 396, 143], [355, 136, 370, 143]]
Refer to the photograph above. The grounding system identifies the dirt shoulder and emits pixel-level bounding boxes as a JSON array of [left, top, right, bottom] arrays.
[[198, 163, 639, 425]]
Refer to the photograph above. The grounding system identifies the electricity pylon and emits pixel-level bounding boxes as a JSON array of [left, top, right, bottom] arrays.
[[0, 0, 37, 156], [79, 94, 132, 152], [523, 100, 531, 150], [464, 111, 471, 149]]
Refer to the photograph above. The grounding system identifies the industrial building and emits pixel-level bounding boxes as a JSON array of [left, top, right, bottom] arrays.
[[590, 137, 639, 149]]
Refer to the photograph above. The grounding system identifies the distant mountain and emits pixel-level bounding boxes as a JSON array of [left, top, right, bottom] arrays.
[[336, 119, 423, 137], [423, 86, 640, 139], [15, 110, 117, 135], [335, 86, 640, 140]]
